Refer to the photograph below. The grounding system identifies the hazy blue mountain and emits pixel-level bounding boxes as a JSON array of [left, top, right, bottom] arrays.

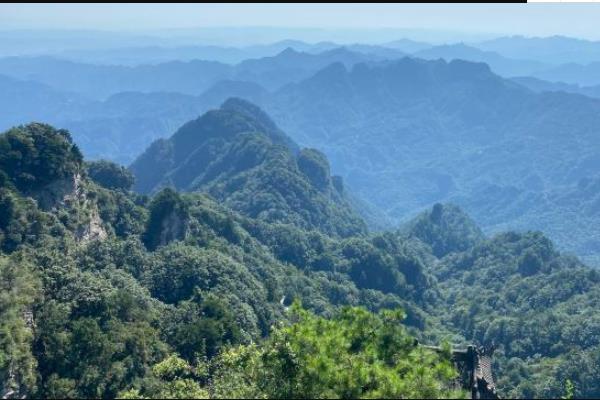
[[529, 61, 600, 86], [233, 47, 388, 90], [0, 55, 233, 99], [476, 35, 600, 65], [0, 73, 269, 164], [0, 47, 393, 99], [384, 38, 433, 53], [57, 40, 343, 66], [512, 76, 600, 99], [59, 45, 256, 65], [413, 43, 548, 76]]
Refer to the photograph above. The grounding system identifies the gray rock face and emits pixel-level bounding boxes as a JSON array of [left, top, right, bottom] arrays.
[[34, 173, 80, 211]]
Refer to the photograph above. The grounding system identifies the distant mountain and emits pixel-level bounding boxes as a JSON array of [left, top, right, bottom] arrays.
[[130, 98, 366, 237], [59, 45, 255, 65], [0, 47, 400, 163], [476, 35, 600, 65], [512, 76, 600, 99], [385, 38, 432, 53], [0, 47, 395, 99], [0, 72, 274, 164], [0, 55, 233, 99], [230, 47, 389, 91], [413, 43, 547, 76], [0, 74, 90, 128], [529, 61, 600, 86], [233, 57, 600, 262], [57, 40, 345, 66]]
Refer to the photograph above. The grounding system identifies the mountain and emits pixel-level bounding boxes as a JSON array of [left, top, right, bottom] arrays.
[[0, 74, 91, 128], [432, 229, 600, 398], [3, 116, 600, 399], [385, 38, 433, 53], [130, 98, 366, 237], [0, 120, 453, 398], [530, 61, 600, 86], [227, 47, 388, 91], [401, 203, 485, 258], [413, 43, 547, 76], [0, 55, 233, 99], [0, 46, 408, 164], [58, 44, 254, 66], [230, 57, 600, 263], [476, 35, 600, 65], [0, 47, 390, 100], [511, 76, 600, 99], [0, 73, 269, 164]]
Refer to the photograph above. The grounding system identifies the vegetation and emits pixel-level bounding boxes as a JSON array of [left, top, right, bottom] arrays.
[[118, 305, 464, 399], [2, 108, 600, 399], [130, 99, 366, 237], [86, 160, 135, 191]]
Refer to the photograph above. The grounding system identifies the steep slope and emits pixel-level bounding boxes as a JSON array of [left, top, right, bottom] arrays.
[[130, 98, 365, 237]]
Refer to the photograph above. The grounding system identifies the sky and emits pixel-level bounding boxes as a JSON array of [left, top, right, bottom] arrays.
[[2, 3, 600, 42]]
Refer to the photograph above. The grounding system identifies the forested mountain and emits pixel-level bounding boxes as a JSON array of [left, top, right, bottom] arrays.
[[401, 203, 485, 258], [3, 106, 600, 398], [130, 98, 366, 237], [0, 121, 464, 399]]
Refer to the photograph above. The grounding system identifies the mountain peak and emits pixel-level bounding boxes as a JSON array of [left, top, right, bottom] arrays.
[[278, 47, 301, 57], [402, 203, 485, 258]]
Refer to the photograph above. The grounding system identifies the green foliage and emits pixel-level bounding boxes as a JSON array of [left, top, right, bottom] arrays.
[[561, 379, 575, 400], [86, 159, 135, 191], [4, 118, 600, 399], [0, 123, 82, 193], [0, 256, 40, 397], [211, 304, 465, 399], [403, 203, 485, 258], [297, 148, 331, 190], [130, 100, 366, 238], [433, 230, 600, 398]]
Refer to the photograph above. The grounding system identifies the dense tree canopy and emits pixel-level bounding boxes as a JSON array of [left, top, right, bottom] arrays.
[[1, 115, 600, 399]]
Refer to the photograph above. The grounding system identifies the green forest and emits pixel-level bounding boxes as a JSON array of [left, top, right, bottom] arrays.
[[1, 103, 599, 399]]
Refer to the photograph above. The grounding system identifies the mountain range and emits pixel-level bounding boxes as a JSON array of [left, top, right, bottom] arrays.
[[4, 41, 600, 265]]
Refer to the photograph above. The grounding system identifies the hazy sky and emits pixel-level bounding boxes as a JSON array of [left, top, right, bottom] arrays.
[[2, 3, 600, 41]]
